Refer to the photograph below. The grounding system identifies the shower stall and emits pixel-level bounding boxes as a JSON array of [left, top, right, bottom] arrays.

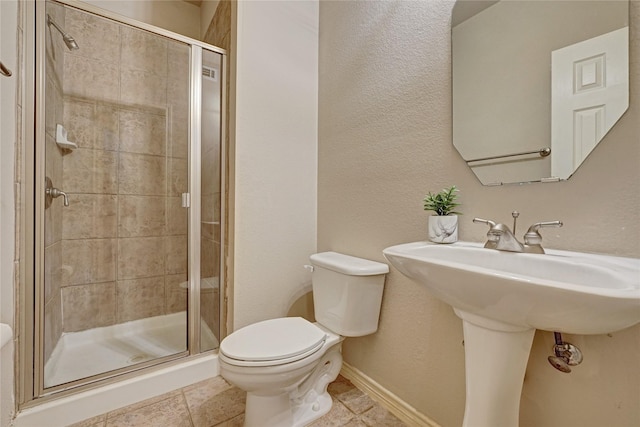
[[19, 0, 226, 405]]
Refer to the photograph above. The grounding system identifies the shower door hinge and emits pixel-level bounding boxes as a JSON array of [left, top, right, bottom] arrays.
[[182, 193, 191, 208]]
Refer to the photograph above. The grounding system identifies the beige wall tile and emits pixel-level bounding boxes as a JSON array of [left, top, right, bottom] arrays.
[[169, 108, 188, 159], [44, 241, 62, 304], [45, 1, 66, 79], [203, 0, 231, 49], [62, 148, 118, 194], [64, 99, 95, 149], [118, 196, 166, 238], [166, 196, 188, 236], [120, 68, 167, 109], [168, 157, 188, 196], [165, 235, 187, 275], [120, 26, 168, 76], [200, 238, 218, 279], [45, 75, 60, 139], [45, 135, 63, 246], [116, 277, 165, 322], [118, 109, 167, 156], [200, 287, 218, 337], [201, 221, 215, 241], [63, 54, 120, 103], [61, 239, 116, 286], [118, 237, 165, 279], [44, 199, 63, 246], [167, 41, 189, 83], [44, 293, 62, 361], [201, 147, 220, 196], [61, 282, 116, 332], [94, 104, 121, 152], [62, 194, 117, 239], [65, 8, 121, 64], [118, 152, 166, 196], [45, 134, 63, 186], [64, 99, 119, 151], [165, 273, 187, 314], [167, 66, 189, 112]]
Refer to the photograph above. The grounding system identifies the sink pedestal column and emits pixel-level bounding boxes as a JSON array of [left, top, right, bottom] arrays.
[[455, 309, 535, 427]]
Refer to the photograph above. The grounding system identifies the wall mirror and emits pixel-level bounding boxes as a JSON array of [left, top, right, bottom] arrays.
[[452, 0, 629, 185]]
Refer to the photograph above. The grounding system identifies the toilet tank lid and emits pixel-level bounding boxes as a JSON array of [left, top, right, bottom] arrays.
[[310, 252, 389, 276]]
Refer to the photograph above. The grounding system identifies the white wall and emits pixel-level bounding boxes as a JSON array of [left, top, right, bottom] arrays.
[[81, 0, 201, 39], [0, 0, 16, 328], [0, 0, 17, 424], [233, 0, 319, 330]]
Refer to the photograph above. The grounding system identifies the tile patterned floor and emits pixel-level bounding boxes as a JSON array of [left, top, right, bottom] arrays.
[[69, 375, 407, 427]]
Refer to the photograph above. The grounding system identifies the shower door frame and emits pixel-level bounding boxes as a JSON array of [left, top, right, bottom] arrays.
[[19, 0, 227, 407]]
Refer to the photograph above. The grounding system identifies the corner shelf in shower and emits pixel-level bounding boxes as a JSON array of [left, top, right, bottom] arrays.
[[56, 124, 78, 151]]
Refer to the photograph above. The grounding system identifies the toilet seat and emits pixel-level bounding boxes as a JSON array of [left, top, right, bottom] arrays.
[[220, 317, 327, 367]]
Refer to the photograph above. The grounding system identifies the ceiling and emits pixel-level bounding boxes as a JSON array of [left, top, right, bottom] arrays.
[[183, 0, 202, 6]]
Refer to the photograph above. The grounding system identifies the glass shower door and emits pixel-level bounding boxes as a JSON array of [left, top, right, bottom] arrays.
[[41, 1, 190, 388]]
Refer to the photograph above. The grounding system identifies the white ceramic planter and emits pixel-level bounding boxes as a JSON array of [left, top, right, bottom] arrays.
[[428, 215, 458, 243]]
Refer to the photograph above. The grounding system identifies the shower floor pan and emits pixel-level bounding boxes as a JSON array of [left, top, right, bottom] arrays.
[[44, 311, 218, 388]]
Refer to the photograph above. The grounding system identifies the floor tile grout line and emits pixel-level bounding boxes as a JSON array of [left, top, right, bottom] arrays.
[[179, 389, 196, 427]]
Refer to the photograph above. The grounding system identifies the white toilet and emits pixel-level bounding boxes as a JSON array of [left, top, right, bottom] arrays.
[[219, 251, 389, 427]]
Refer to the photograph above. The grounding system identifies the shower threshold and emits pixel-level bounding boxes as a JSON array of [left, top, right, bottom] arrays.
[[44, 311, 218, 388]]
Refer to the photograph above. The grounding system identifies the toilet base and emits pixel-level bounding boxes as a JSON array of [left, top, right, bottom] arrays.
[[243, 342, 343, 427]]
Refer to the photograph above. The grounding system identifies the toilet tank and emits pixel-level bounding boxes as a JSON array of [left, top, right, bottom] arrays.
[[310, 252, 389, 337]]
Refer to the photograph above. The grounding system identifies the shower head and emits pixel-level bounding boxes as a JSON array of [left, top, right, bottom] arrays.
[[47, 14, 79, 51]]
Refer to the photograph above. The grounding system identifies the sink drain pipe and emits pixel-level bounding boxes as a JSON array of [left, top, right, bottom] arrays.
[[548, 332, 583, 373]]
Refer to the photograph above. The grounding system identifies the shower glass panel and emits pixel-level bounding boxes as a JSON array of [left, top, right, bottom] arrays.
[[200, 49, 223, 352], [42, 1, 191, 388]]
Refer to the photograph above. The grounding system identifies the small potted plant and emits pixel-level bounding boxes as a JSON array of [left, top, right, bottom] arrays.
[[423, 185, 460, 243]]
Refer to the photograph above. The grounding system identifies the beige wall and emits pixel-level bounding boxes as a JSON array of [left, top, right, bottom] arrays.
[[81, 0, 201, 39], [318, 1, 640, 427], [200, 0, 220, 40]]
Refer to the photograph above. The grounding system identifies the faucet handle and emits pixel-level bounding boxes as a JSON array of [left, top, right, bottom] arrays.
[[473, 218, 501, 243], [524, 221, 563, 245], [473, 218, 497, 228]]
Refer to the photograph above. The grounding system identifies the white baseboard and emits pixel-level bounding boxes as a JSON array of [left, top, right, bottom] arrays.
[[340, 362, 441, 427]]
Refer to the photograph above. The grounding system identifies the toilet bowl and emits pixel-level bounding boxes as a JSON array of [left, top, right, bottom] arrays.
[[219, 252, 388, 427]]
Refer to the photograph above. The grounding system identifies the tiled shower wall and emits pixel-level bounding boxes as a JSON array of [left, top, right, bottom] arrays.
[[50, 7, 190, 336]]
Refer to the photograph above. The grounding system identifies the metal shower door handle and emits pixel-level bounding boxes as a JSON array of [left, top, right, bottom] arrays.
[[45, 177, 70, 207]]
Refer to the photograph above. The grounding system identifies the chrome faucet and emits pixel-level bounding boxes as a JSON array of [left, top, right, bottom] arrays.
[[473, 213, 562, 254]]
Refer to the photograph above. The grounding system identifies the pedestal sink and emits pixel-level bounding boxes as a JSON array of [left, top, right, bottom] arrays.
[[383, 241, 640, 427]]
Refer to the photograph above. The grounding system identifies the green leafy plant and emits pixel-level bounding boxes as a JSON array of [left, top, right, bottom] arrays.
[[423, 185, 461, 216]]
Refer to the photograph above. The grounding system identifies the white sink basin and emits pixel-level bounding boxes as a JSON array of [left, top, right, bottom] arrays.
[[384, 241, 640, 427], [383, 241, 640, 335]]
